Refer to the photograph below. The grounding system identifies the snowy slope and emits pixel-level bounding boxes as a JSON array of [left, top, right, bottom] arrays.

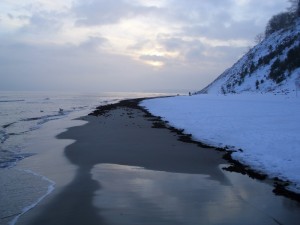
[[199, 19, 300, 95], [141, 94, 300, 193], [141, 17, 300, 195]]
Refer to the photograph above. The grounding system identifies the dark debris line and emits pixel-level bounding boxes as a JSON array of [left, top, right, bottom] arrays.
[[89, 97, 300, 202]]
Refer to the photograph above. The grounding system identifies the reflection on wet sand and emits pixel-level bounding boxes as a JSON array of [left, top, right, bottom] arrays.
[[18, 100, 300, 225], [92, 164, 300, 225]]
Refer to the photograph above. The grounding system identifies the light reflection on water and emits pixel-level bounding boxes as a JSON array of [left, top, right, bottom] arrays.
[[92, 164, 300, 225]]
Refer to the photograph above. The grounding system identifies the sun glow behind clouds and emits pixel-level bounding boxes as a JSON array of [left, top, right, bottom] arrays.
[[0, 0, 289, 91], [130, 0, 168, 7], [97, 17, 179, 67], [1, 0, 262, 66]]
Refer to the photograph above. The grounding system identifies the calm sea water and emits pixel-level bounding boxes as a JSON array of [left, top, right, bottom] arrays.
[[0, 91, 166, 168], [1, 91, 300, 225], [0, 91, 169, 225]]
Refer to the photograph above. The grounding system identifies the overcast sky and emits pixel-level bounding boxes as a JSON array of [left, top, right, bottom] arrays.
[[0, 0, 289, 92]]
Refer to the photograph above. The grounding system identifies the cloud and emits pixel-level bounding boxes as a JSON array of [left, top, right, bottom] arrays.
[[21, 12, 62, 32], [0, 41, 139, 91], [183, 19, 263, 41], [127, 39, 151, 50], [140, 54, 167, 62], [157, 37, 186, 52], [79, 36, 108, 50], [0, 37, 215, 92], [73, 0, 158, 26], [161, 0, 286, 41], [164, 0, 234, 24], [7, 13, 14, 20], [0, 0, 290, 92]]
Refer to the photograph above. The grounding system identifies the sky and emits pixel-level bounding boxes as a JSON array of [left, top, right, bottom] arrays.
[[0, 0, 289, 93]]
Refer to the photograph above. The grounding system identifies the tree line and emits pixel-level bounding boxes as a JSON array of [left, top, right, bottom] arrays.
[[265, 0, 300, 37]]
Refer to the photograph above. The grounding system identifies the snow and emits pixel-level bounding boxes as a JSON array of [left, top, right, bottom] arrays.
[[199, 19, 300, 95], [140, 94, 300, 193]]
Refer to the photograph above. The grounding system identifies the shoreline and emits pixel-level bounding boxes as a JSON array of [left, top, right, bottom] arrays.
[[15, 97, 300, 225], [139, 97, 300, 202]]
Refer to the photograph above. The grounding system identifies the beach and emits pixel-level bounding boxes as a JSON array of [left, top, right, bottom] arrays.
[[12, 98, 300, 225]]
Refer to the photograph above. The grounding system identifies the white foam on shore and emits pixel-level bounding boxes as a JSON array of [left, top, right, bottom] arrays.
[[1, 92, 170, 225], [9, 169, 55, 225]]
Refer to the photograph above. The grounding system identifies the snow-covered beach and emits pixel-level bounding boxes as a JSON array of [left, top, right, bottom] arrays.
[[14, 98, 300, 225], [141, 93, 300, 193], [2, 92, 300, 225]]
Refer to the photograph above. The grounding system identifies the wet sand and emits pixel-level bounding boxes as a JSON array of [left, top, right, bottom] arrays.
[[16, 99, 300, 225]]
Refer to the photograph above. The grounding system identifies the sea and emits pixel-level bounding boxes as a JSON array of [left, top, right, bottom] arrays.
[[0, 91, 167, 225]]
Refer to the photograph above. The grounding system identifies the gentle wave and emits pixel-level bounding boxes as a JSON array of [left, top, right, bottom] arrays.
[[0, 113, 68, 168], [0, 130, 9, 144], [0, 106, 89, 168], [2, 122, 16, 129], [0, 152, 35, 168], [0, 100, 25, 103], [9, 169, 55, 225], [0, 92, 167, 169], [21, 112, 67, 123], [0, 91, 169, 225]]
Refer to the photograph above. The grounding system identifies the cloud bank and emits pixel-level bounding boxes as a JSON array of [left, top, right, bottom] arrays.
[[0, 0, 288, 92]]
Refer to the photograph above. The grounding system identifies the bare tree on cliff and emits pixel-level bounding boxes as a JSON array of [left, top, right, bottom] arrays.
[[288, 0, 300, 16], [265, 1, 300, 36], [265, 12, 294, 36]]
